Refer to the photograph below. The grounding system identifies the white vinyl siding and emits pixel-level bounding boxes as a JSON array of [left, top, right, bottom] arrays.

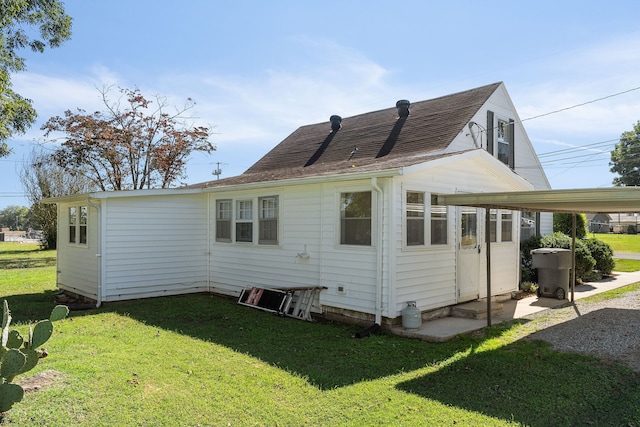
[[57, 203, 99, 299], [101, 195, 208, 301], [209, 182, 380, 317], [394, 153, 526, 316]]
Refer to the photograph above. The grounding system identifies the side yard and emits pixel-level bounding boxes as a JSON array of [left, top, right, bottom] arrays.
[[1, 242, 639, 426]]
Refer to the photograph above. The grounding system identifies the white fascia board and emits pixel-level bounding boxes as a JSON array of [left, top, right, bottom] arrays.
[[401, 149, 533, 190], [42, 187, 204, 204]]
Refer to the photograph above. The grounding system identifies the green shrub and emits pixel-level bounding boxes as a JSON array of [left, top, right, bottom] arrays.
[[520, 235, 542, 283], [553, 213, 587, 239], [583, 237, 614, 275], [520, 281, 538, 293]]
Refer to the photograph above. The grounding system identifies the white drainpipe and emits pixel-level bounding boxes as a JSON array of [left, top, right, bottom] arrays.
[[86, 198, 102, 308], [371, 177, 383, 325]]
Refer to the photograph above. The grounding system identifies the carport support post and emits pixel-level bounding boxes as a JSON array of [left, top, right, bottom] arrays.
[[571, 213, 576, 302], [486, 208, 492, 327]]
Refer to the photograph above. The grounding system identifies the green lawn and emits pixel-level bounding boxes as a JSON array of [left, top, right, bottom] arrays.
[[2, 242, 640, 426], [592, 232, 640, 253], [613, 258, 640, 272], [589, 233, 640, 272]]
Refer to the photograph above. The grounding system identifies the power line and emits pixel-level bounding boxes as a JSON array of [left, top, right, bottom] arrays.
[[536, 138, 619, 158], [521, 85, 640, 122]]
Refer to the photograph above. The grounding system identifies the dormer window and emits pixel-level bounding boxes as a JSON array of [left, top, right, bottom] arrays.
[[497, 119, 509, 165], [486, 111, 514, 169]]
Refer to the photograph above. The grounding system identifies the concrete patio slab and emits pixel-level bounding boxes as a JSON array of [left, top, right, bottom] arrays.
[[390, 270, 640, 342]]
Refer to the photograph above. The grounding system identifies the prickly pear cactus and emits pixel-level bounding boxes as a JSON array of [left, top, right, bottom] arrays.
[[0, 300, 68, 413]]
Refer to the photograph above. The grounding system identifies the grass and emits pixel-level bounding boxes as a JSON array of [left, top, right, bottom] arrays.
[[613, 258, 640, 272], [1, 242, 640, 426], [592, 232, 640, 253], [589, 233, 640, 272]]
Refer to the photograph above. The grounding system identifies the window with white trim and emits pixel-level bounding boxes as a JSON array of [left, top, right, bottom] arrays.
[[215, 196, 279, 245], [406, 192, 425, 246], [497, 118, 511, 166], [68, 206, 88, 245], [259, 196, 278, 245], [216, 200, 232, 242], [501, 212, 513, 242], [490, 209, 513, 242], [340, 191, 371, 246], [430, 199, 448, 245], [405, 192, 448, 247], [235, 200, 253, 243]]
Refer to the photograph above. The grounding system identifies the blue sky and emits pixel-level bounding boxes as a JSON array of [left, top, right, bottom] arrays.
[[2, 0, 640, 209]]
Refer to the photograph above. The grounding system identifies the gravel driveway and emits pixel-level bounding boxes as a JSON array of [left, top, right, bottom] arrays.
[[524, 289, 640, 371]]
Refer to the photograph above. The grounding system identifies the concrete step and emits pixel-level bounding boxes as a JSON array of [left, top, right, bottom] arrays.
[[451, 300, 503, 320]]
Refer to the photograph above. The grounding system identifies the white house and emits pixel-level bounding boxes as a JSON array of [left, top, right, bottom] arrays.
[[47, 82, 552, 326]]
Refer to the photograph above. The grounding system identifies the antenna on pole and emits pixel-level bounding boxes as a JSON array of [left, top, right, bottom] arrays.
[[212, 162, 223, 180]]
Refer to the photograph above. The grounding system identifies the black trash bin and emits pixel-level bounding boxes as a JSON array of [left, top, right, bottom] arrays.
[[531, 248, 572, 299]]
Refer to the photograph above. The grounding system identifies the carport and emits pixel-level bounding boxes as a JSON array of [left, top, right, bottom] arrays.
[[436, 187, 640, 326]]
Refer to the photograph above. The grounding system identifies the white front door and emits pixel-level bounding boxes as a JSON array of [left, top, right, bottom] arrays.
[[457, 207, 482, 302]]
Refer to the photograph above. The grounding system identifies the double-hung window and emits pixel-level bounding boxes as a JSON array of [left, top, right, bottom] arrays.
[[405, 192, 448, 246], [501, 212, 513, 242], [216, 200, 232, 242], [496, 119, 510, 165], [340, 191, 371, 246], [69, 206, 88, 245], [430, 198, 448, 245], [216, 196, 279, 245], [235, 200, 253, 243], [259, 196, 278, 245], [406, 192, 425, 245]]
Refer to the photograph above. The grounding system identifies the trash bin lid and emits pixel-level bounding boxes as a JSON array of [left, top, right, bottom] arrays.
[[530, 248, 572, 254]]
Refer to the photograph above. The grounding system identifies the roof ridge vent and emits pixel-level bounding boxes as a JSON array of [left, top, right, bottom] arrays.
[[330, 115, 342, 132], [396, 100, 410, 118]]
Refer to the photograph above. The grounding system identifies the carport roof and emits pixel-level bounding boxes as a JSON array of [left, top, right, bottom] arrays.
[[435, 187, 640, 214]]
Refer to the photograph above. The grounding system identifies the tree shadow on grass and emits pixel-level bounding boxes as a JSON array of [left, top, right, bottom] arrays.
[[0, 255, 57, 269], [397, 325, 640, 426], [1, 290, 60, 324], [88, 293, 484, 390]]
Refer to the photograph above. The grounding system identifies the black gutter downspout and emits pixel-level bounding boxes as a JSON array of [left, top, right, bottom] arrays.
[[486, 208, 492, 327]]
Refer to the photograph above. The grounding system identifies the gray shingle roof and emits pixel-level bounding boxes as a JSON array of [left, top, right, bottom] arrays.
[[190, 82, 501, 188]]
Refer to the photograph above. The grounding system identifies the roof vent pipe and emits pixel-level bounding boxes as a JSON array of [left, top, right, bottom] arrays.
[[330, 115, 342, 132], [396, 100, 410, 118]]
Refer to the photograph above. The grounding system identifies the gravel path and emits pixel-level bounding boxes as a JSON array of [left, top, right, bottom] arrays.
[[524, 289, 640, 371]]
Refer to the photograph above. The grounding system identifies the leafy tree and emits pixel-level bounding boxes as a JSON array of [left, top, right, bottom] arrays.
[[0, 205, 29, 230], [610, 121, 640, 186], [553, 213, 587, 239], [42, 87, 215, 190], [20, 149, 95, 248], [0, 0, 72, 156]]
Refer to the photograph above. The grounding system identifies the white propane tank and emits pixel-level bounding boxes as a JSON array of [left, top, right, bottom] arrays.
[[401, 301, 422, 329]]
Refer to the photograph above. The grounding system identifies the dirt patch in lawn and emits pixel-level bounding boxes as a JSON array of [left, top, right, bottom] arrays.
[[16, 370, 65, 393]]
